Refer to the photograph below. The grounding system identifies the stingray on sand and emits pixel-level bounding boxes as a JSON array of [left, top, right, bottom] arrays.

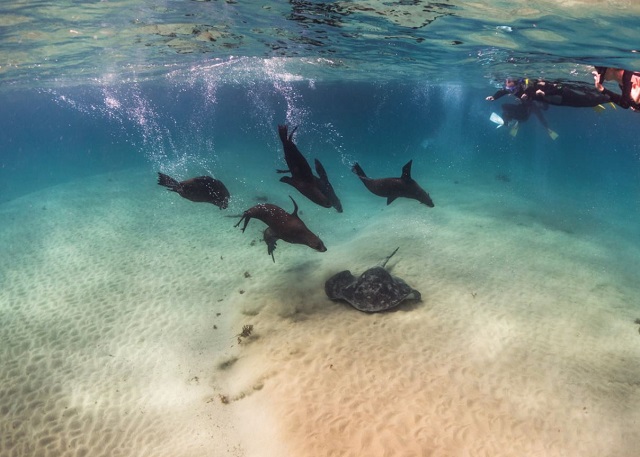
[[325, 248, 421, 312]]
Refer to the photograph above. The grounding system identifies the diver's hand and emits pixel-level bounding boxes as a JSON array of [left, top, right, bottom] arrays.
[[593, 71, 604, 92], [486, 96, 494, 101]]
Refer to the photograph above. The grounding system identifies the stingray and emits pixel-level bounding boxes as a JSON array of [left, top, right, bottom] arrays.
[[325, 248, 421, 312]]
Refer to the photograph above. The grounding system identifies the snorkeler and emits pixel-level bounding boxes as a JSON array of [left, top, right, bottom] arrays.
[[487, 77, 610, 108], [593, 66, 640, 111], [529, 80, 611, 108]]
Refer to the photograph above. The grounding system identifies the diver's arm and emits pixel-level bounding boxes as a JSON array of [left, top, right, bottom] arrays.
[[600, 87, 629, 109], [520, 85, 541, 101], [595, 70, 631, 109], [486, 89, 509, 101]]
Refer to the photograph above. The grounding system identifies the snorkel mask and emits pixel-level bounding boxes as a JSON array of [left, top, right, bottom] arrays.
[[504, 77, 518, 92]]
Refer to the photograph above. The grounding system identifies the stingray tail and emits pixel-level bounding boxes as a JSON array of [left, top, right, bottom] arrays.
[[157, 172, 180, 192], [380, 247, 399, 269], [351, 162, 367, 178]]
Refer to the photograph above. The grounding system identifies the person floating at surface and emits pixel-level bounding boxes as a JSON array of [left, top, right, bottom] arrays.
[[593, 66, 640, 111], [487, 78, 557, 139], [530, 80, 611, 108], [486, 77, 610, 108]]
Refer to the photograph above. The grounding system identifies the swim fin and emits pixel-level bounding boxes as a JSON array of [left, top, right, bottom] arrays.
[[509, 121, 519, 137], [593, 102, 618, 113], [547, 128, 559, 140], [490, 112, 504, 128]]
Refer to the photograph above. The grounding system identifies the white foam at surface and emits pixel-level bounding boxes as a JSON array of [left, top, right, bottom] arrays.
[[0, 168, 639, 457]]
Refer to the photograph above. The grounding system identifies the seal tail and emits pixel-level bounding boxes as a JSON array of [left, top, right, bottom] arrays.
[[351, 162, 367, 178], [157, 172, 180, 192]]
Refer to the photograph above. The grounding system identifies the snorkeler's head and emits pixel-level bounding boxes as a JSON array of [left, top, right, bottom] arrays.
[[504, 77, 519, 91]]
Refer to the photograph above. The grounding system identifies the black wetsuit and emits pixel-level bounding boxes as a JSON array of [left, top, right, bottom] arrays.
[[534, 81, 611, 108], [600, 70, 640, 110], [491, 79, 609, 108]]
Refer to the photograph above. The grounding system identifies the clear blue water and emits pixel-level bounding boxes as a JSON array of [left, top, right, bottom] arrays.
[[3, 77, 640, 241], [2, 2, 640, 456]]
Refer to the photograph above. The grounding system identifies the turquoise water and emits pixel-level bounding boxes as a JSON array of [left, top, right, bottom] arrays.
[[1, 2, 640, 457]]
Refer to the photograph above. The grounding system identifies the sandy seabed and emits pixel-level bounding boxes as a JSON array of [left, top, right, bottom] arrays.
[[0, 168, 639, 457]]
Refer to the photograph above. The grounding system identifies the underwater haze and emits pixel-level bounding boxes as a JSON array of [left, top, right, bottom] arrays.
[[1, 1, 640, 457]]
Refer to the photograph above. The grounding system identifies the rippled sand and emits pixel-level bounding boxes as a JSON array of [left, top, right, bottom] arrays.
[[1, 168, 639, 457]]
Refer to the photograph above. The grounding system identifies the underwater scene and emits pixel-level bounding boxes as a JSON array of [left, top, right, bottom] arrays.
[[1, 1, 640, 456]]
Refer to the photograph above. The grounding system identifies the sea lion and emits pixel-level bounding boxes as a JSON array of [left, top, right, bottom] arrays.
[[277, 124, 343, 212], [352, 160, 434, 207], [157, 173, 230, 209], [235, 196, 327, 261]]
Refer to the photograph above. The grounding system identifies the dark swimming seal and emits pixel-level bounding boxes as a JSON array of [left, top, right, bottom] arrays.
[[235, 196, 327, 262], [352, 160, 434, 207], [157, 173, 230, 209], [277, 125, 343, 213]]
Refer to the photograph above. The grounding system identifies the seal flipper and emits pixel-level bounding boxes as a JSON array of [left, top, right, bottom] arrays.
[[277, 124, 289, 143], [288, 125, 299, 141], [278, 124, 300, 143], [386, 196, 398, 205], [401, 160, 413, 181], [352, 162, 367, 178], [263, 228, 278, 262], [276, 169, 291, 174], [315, 159, 343, 213], [157, 172, 181, 192], [234, 213, 251, 232], [280, 176, 295, 186], [277, 124, 314, 180], [288, 196, 299, 217], [315, 159, 329, 181]]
